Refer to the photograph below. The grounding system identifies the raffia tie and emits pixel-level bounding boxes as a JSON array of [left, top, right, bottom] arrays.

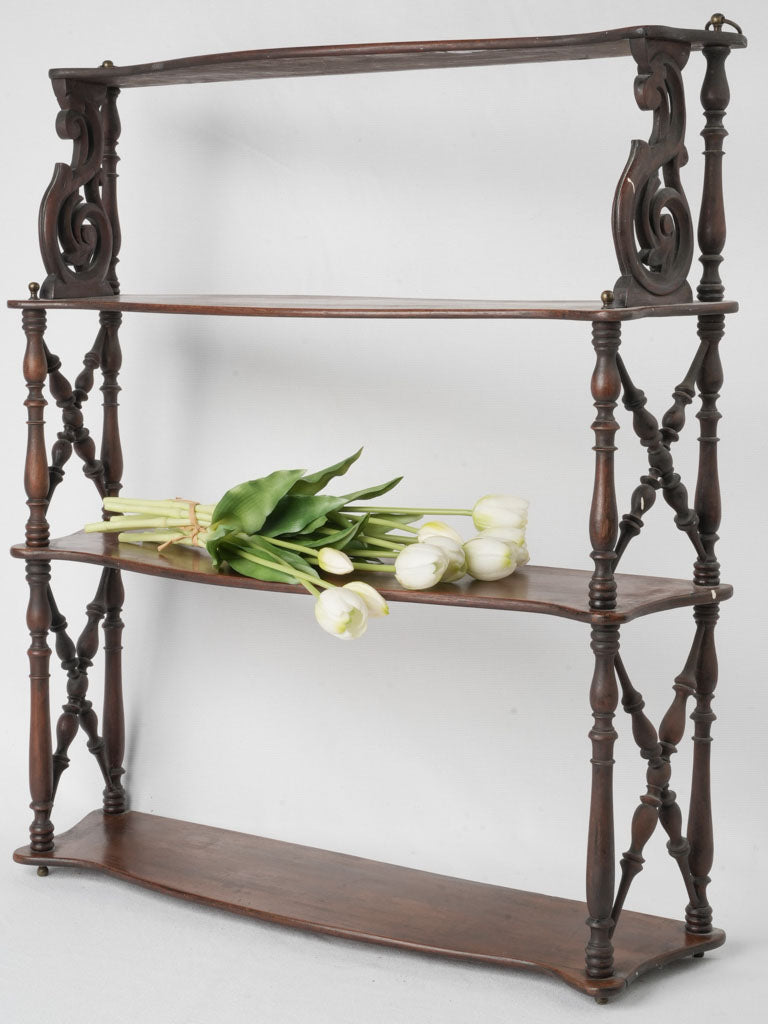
[[157, 499, 202, 552]]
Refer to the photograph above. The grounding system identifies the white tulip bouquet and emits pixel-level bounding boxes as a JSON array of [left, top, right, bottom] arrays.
[[84, 448, 529, 640]]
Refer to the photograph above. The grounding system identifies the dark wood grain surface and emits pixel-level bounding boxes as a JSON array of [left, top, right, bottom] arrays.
[[13, 809, 725, 999], [6, 294, 739, 321], [48, 26, 746, 87], [11, 532, 732, 624]]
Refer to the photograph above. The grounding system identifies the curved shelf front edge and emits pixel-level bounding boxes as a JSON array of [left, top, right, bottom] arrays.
[[11, 532, 732, 624]]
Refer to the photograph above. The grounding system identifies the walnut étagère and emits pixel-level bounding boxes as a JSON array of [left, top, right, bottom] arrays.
[[10, 17, 744, 1005]]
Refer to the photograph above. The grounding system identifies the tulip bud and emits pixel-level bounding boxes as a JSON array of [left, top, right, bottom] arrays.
[[417, 520, 463, 545], [424, 534, 467, 583], [472, 494, 529, 532], [314, 587, 369, 639], [343, 580, 389, 617], [394, 542, 449, 590], [318, 546, 354, 575], [463, 536, 516, 581]]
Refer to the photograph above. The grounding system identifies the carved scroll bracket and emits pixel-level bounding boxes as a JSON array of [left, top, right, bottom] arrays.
[[611, 39, 694, 307], [39, 78, 121, 298]]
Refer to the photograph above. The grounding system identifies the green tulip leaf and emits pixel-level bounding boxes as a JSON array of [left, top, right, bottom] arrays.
[[261, 477, 402, 538], [301, 514, 369, 550], [289, 448, 363, 496], [211, 469, 305, 535], [261, 495, 341, 537], [358, 512, 421, 538], [220, 535, 319, 585], [339, 476, 403, 505], [205, 523, 231, 568]]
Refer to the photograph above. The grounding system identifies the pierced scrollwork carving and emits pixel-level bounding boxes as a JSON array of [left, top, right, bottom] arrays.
[[612, 39, 694, 307], [39, 79, 118, 298]]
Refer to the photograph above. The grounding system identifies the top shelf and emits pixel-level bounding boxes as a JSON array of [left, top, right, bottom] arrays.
[[6, 295, 739, 321], [50, 25, 747, 88]]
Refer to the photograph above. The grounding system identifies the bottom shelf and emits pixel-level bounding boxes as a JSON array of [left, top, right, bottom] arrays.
[[14, 810, 723, 1000]]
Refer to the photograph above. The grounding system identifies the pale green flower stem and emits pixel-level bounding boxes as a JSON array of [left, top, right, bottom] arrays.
[[346, 506, 472, 517], [358, 535, 406, 552], [261, 534, 402, 562], [364, 516, 420, 535], [262, 535, 318, 557], [225, 547, 330, 596], [87, 516, 207, 533]]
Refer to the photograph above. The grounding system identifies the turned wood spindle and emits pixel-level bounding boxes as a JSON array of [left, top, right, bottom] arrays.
[[73, 324, 107, 405], [614, 341, 708, 567], [44, 341, 106, 495], [698, 44, 730, 303], [660, 341, 708, 448], [100, 310, 123, 499], [49, 587, 81, 794], [102, 568, 127, 813], [99, 307, 127, 811], [616, 355, 706, 561], [585, 624, 620, 978], [610, 655, 668, 932], [694, 316, 724, 586], [645, 625, 704, 909], [588, 322, 621, 610], [614, 473, 659, 567], [686, 604, 719, 934], [23, 307, 54, 852], [49, 573, 115, 795]]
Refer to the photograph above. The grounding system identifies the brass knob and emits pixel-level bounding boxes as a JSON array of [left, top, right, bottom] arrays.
[[101, 59, 114, 68], [28, 281, 40, 299], [710, 13, 725, 28], [600, 290, 614, 308]]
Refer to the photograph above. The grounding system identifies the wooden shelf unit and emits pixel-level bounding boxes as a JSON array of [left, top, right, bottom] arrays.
[[10, 17, 745, 1005]]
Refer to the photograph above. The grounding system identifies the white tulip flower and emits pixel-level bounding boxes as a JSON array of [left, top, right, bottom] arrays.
[[314, 587, 369, 639], [417, 520, 463, 545], [424, 534, 467, 583], [472, 494, 529, 532], [479, 526, 526, 548], [318, 546, 354, 575], [464, 536, 516, 581], [343, 580, 389, 617], [394, 542, 449, 590], [515, 542, 531, 566]]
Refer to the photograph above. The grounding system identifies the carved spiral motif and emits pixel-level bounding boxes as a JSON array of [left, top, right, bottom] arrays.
[[612, 40, 694, 306], [39, 79, 114, 297]]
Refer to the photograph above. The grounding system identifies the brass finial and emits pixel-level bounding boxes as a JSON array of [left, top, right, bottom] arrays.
[[601, 289, 614, 308], [705, 12, 742, 33], [28, 281, 40, 299], [101, 59, 114, 68]]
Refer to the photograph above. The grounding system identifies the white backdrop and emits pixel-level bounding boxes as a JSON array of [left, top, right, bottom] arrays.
[[2, 2, 766, 1021]]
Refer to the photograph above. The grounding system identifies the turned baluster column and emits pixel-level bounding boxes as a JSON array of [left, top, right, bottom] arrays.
[[100, 310, 127, 812], [588, 321, 621, 610], [23, 306, 54, 853], [585, 319, 621, 978], [686, 604, 719, 933], [684, 33, 732, 934], [586, 624, 620, 977]]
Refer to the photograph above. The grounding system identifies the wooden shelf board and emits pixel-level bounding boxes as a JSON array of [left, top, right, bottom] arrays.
[[6, 294, 739, 321], [11, 532, 732, 624], [48, 27, 747, 87], [14, 810, 724, 1000]]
